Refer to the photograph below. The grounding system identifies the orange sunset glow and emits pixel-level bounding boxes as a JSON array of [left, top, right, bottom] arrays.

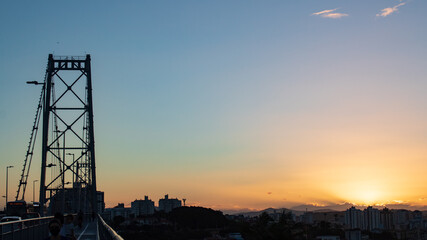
[[2, 1, 427, 216]]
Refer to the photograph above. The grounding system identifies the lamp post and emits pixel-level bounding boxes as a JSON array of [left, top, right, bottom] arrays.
[[62, 182, 71, 213], [27, 79, 44, 213], [33, 180, 38, 203], [5, 165, 14, 212], [26, 81, 44, 85]]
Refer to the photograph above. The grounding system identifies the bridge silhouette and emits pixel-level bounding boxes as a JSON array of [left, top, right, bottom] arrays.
[[1, 55, 122, 240]]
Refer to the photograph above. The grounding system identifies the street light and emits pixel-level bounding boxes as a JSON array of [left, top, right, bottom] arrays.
[[33, 180, 38, 203], [47, 163, 56, 168], [26, 81, 44, 85], [5, 165, 14, 212]]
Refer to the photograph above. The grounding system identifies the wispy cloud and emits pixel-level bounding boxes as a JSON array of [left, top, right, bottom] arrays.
[[312, 8, 338, 16], [322, 13, 349, 19], [312, 8, 348, 19], [376, 2, 406, 17]]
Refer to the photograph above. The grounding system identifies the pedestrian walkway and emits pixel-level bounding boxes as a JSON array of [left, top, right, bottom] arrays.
[[74, 221, 98, 240]]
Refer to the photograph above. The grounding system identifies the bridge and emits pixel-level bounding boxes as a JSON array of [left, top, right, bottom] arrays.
[[0, 214, 122, 240], [1, 55, 123, 240]]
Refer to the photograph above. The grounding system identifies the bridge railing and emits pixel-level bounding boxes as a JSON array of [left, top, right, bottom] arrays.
[[97, 214, 124, 240], [0, 216, 53, 240]]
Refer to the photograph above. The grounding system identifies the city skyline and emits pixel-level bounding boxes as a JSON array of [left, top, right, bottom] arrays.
[[1, 1, 427, 212]]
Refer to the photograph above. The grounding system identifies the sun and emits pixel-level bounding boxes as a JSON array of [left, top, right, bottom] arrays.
[[358, 190, 382, 205], [333, 181, 386, 206]]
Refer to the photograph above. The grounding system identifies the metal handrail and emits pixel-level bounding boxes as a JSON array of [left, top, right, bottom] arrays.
[[0, 216, 53, 226], [0, 216, 53, 240], [97, 214, 124, 240]]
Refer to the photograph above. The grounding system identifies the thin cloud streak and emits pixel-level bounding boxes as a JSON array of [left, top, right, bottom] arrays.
[[376, 2, 406, 17], [322, 13, 349, 19], [312, 8, 338, 16], [312, 8, 348, 19]]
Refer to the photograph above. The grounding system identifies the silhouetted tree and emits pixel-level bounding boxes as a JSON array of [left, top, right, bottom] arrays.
[[169, 206, 227, 229], [112, 216, 125, 228], [279, 210, 294, 225], [257, 212, 273, 227]]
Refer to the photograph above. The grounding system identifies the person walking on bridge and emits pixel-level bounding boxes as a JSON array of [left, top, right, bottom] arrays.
[[45, 219, 71, 240], [77, 210, 83, 228], [62, 214, 76, 240]]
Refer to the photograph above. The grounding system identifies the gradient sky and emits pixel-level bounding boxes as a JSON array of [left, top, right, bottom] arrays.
[[1, 0, 427, 211]]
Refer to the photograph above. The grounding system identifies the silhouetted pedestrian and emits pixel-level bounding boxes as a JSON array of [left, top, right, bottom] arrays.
[[62, 214, 76, 240], [53, 212, 66, 236], [44, 219, 70, 240], [77, 210, 83, 228], [54, 212, 64, 225]]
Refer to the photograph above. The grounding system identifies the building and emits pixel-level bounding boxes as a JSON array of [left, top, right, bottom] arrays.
[[97, 191, 105, 213], [313, 211, 344, 225], [380, 208, 393, 230], [158, 194, 181, 213], [363, 206, 380, 231], [301, 212, 314, 224], [393, 209, 410, 230], [409, 210, 423, 230], [104, 203, 131, 220], [345, 207, 364, 229], [131, 196, 155, 216], [345, 229, 362, 240], [316, 236, 340, 240]]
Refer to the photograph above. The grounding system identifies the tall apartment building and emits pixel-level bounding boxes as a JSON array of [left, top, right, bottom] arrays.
[[131, 196, 155, 216], [364, 206, 380, 231], [345, 207, 364, 229], [158, 194, 182, 213], [380, 208, 393, 230], [97, 191, 105, 213], [393, 209, 410, 230], [345, 206, 382, 231]]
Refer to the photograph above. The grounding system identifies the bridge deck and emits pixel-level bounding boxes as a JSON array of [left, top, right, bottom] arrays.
[[74, 221, 98, 240], [0, 216, 118, 240]]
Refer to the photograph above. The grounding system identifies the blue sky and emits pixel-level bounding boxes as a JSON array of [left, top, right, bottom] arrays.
[[1, 1, 427, 210]]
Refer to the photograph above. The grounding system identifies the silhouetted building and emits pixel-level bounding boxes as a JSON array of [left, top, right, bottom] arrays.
[[345, 206, 381, 231], [393, 209, 410, 230], [301, 212, 314, 224], [345, 207, 364, 229], [97, 191, 105, 213], [104, 203, 131, 220], [363, 206, 380, 231], [131, 196, 155, 216], [380, 208, 393, 230], [158, 194, 181, 213], [313, 211, 344, 225], [409, 210, 423, 230], [345, 229, 362, 240], [315, 236, 340, 240]]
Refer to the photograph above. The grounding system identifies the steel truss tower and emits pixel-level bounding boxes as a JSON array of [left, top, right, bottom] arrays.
[[39, 54, 97, 215]]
